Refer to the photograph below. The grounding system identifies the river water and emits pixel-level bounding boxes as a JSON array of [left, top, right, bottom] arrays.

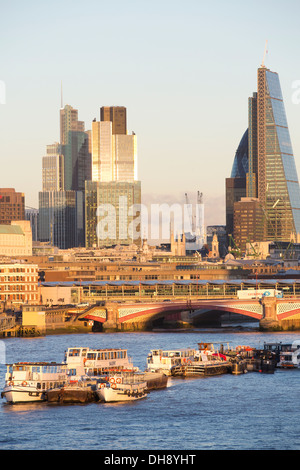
[[0, 324, 299, 452]]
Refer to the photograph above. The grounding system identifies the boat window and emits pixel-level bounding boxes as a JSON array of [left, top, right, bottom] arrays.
[[37, 383, 41, 389], [69, 349, 80, 356], [87, 353, 96, 360]]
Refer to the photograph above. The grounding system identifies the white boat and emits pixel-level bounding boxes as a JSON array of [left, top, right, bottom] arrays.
[[64, 346, 138, 381], [146, 347, 197, 376], [1, 362, 68, 404], [277, 341, 300, 369], [96, 372, 148, 403]]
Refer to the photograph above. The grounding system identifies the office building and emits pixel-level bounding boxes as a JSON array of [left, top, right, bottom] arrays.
[[38, 191, 77, 249], [0, 188, 25, 225], [0, 220, 32, 257], [60, 104, 91, 191], [85, 180, 141, 248], [0, 263, 38, 305], [226, 62, 300, 250], [42, 143, 64, 192], [39, 105, 90, 249], [86, 106, 141, 247], [100, 106, 127, 135]]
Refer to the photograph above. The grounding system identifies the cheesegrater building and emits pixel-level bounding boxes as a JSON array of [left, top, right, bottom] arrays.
[[226, 61, 300, 252]]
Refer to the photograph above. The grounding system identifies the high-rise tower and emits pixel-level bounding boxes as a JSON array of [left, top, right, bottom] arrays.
[[226, 60, 300, 251], [86, 106, 141, 248]]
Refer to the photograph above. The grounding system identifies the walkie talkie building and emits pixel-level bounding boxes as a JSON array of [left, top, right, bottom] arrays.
[[226, 64, 300, 250]]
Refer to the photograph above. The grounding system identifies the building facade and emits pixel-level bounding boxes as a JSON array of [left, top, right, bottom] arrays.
[[86, 106, 141, 247], [0, 263, 38, 305], [38, 191, 77, 249], [0, 221, 32, 257], [226, 63, 300, 251], [0, 188, 25, 225], [85, 180, 141, 248]]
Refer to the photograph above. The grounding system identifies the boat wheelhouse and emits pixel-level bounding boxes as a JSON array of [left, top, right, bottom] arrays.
[[1, 362, 68, 404], [277, 341, 300, 369], [65, 347, 137, 380]]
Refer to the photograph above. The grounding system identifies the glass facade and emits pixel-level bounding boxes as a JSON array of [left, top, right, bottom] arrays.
[[231, 129, 249, 178], [38, 191, 77, 249], [85, 181, 141, 248], [227, 65, 300, 247], [263, 69, 300, 239]]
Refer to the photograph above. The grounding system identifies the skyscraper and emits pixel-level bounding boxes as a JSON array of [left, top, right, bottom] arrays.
[[42, 143, 64, 192], [100, 106, 127, 135], [85, 106, 141, 248], [38, 104, 90, 248], [60, 104, 91, 191], [226, 61, 300, 250]]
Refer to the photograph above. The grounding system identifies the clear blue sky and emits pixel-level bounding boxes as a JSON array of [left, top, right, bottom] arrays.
[[1, 0, 300, 226]]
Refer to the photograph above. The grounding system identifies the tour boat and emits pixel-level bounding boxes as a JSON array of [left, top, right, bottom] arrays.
[[1, 362, 68, 404], [146, 347, 197, 376], [64, 346, 138, 381], [277, 341, 300, 369], [96, 372, 148, 403]]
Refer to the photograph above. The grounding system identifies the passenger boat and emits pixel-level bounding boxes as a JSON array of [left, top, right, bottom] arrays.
[[1, 362, 68, 404], [64, 346, 138, 381], [96, 371, 148, 403], [277, 341, 300, 369], [170, 343, 230, 377], [146, 347, 197, 376]]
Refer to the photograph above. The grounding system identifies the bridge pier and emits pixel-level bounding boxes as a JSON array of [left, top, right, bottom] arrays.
[[259, 297, 280, 331], [102, 302, 120, 332]]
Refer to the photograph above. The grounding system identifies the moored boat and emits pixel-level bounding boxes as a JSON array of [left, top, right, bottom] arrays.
[[64, 346, 138, 381], [171, 343, 230, 377], [1, 362, 68, 404], [146, 347, 197, 376]]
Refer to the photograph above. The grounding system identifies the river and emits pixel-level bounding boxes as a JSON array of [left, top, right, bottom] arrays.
[[0, 324, 299, 451]]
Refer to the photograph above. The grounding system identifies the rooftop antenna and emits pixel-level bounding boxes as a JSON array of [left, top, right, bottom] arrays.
[[261, 40, 268, 67]]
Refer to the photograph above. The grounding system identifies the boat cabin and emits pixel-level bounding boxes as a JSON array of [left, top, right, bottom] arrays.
[[64, 347, 135, 378], [5, 362, 68, 391]]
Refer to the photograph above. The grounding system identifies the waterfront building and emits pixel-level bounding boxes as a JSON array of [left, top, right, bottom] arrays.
[[226, 62, 300, 251], [0, 221, 32, 257], [0, 263, 38, 305], [0, 188, 25, 225]]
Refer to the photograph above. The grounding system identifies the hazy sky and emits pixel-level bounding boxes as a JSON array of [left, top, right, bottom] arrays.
[[1, 0, 300, 227]]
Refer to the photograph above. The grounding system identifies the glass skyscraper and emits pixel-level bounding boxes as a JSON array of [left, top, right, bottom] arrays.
[[226, 64, 300, 250], [86, 106, 141, 248]]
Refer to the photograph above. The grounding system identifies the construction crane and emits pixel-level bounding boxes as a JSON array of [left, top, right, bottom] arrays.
[[185, 192, 195, 234]]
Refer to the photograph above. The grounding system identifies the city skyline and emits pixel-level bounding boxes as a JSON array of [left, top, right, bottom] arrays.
[[2, 1, 300, 228]]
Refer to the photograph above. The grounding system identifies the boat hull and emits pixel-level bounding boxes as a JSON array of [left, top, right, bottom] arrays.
[[97, 387, 147, 402], [171, 362, 229, 377], [1, 385, 45, 404]]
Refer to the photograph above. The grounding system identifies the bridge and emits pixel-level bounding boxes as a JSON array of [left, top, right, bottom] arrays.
[[79, 296, 300, 331]]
